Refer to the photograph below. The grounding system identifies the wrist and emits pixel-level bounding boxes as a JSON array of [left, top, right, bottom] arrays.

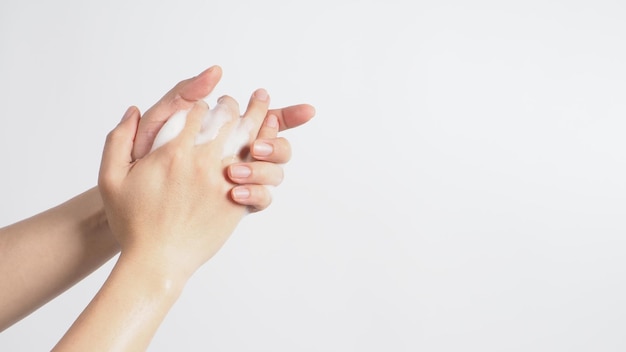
[[78, 186, 112, 237], [54, 247, 187, 351], [116, 249, 191, 294]]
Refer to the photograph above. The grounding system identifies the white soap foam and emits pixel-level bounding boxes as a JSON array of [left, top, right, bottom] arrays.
[[149, 101, 254, 159], [149, 109, 190, 152], [194, 103, 232, 146]]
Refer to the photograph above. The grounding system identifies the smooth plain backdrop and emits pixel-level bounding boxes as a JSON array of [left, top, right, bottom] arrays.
[[1, 1, 625, 351]]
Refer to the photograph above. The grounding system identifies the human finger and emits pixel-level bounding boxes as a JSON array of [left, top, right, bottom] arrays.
[[256, 114, 279, 140], [241, 88, 271, 136], [215, 94, 240, 115], [132, 65, 223, 160], [251, 137, 292, 164], [204, 95, 245, 159], [177, 66, 223, 101], [172, 100, 209, 151], [98, 106, 140, 189], [227, 161, 284, 187], [267, 103, 316, 132], [230, 185, 273, 212]]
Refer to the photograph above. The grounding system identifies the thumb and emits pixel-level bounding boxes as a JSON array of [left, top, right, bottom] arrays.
[[132, 65, 223, 160], [98, 106, 140, 189]]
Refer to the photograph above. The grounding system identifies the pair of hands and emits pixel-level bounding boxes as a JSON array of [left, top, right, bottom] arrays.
[[98, 65, 313, 279]]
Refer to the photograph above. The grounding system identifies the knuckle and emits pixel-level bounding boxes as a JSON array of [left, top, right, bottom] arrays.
[[105, 128, 122, 145], [276, 167, 285, 185], [218, 95, 240, 114], [250, 186, 272, 211], [162, 144, 188, 169], [259, 187, 273, 209], [170, 145, 187, 162], [97, 171, 115, 193], [277, 137, 292, 162]]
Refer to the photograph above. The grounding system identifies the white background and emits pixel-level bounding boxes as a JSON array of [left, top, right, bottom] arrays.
[[1, 1, 625, 351]]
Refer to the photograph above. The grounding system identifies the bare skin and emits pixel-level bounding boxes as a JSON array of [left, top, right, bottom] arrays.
[[0, 66, 315, 332], [54, 90, 275, 351]]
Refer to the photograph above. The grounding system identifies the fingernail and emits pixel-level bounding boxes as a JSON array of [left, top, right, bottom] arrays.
[[253, 142, 273, 156], [254, 89, 269, 101], [232, 187, 250, 200], [266, 114, 279, 129], [121, 107, 135, 122], [230, 165, 251, 178]]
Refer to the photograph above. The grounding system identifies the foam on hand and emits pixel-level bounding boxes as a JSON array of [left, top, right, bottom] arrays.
[[149, 101, 254, 159], [150, 109, 190, 152]]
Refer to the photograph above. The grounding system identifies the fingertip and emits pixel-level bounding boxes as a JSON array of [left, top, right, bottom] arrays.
[[253, 88, 269, 102], [208, 64, 222, 77], [120, 106, 140, 124], [306, 104, 316, 119], [120, 106, 134, 123], [274, 104, 316, 132], [181, 65, 223, 101], [252, 137, 291, 163], [216, 95, 240, 112], [231, 186, 251, 201], [200, 65, 223, 85], [230, 185, 273, 212], [228, 164, 252, 180], [195, 65, 222, 79], [299, 104, 316, 125], [101, 107, 140, 183], [252, 141, 274, 158]]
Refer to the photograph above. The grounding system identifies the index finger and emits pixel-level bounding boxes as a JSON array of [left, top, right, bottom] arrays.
[[267, 104, 316, 132]]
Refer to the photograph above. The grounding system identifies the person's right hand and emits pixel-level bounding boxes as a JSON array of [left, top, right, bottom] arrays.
[[129, 65, 315, 212], [56, 89, 282, 352], [99, 92, 269, 280]]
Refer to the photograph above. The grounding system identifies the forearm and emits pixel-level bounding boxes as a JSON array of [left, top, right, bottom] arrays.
[[0, 186, 119, 331], [53, 252, 185, 351]]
